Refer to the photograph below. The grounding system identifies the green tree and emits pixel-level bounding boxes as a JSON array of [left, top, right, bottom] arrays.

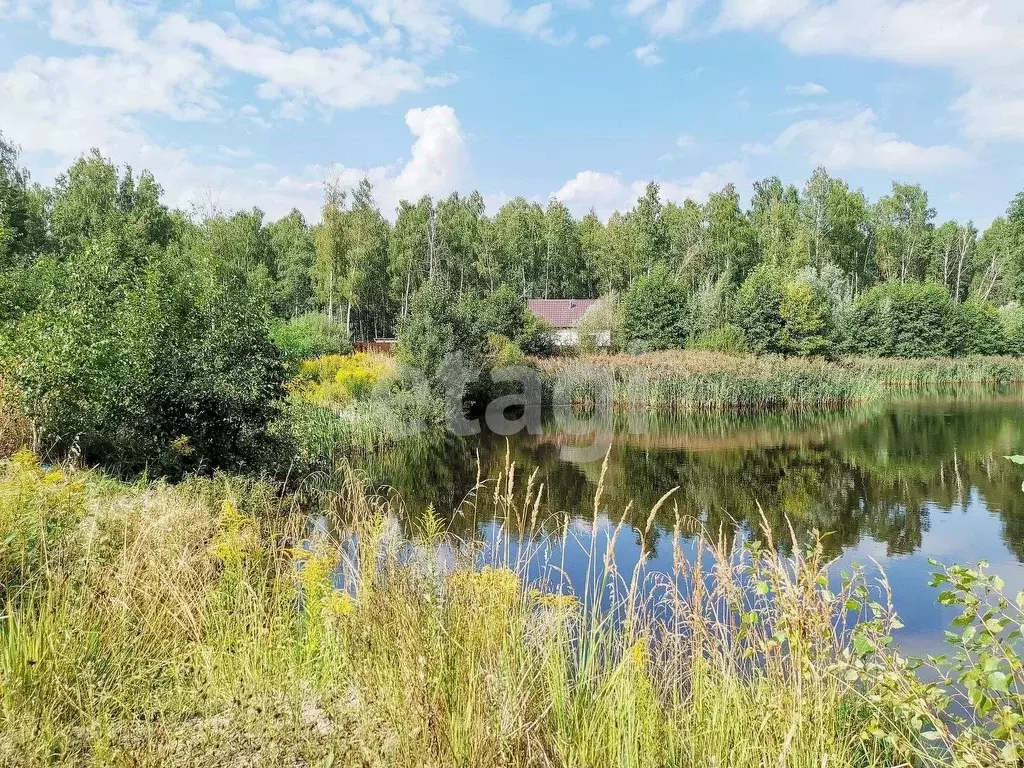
[[396, 280, 483, 383], [627, 182, 667, 282], [267, 209, 315, 317], [779, 280, 832, 356], [312, 181, 350, 325], [734, 264, 785, 354], [618, 263, 687, 352], [873, 183, 934, 284]]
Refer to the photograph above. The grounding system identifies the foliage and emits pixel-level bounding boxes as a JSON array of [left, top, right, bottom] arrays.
[[848, 282, 955, 357], [270, 312, 352, 371], [0, 164, 286, 474], [397, 280, 484, 386], [734, 264, 786, 354], [951, 299, 1005, 356], [690, 324, 747, 354], [618, 263, 688, 353], [577, 293, 618, 353], [779, 279, 833, 356], [517, 310, 556, 357]]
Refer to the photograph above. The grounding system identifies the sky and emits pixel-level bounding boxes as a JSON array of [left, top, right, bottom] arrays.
[[1, 0, 1022, 227]]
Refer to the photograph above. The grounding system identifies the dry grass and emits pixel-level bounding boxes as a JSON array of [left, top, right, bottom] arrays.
[[0, 450, 1013, 767]]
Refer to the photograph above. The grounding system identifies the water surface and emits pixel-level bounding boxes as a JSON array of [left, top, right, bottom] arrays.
[[356, 390, 1024, 655]]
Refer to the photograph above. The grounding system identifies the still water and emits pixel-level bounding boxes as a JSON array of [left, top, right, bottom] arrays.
[[356, 390, 1024, 656]]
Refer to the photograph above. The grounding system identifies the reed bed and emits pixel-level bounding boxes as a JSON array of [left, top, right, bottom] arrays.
[[537, 351, 881, 410], [0, 450, 1016, 767], [535, 351, 1024, 410]]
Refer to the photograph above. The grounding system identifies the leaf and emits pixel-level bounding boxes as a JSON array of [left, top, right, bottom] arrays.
[[1006, 455, 1024, 464], [988, 671, 1009, 692]]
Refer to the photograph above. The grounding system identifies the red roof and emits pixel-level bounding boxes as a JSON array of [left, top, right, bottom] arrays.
[[527, 299, 597, 329]]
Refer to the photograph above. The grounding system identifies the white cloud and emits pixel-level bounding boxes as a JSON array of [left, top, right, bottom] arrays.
[[716, 0, 1024, 142], [153, 14, 444, 112], [217, 145, 253, 160], [786, 81, 827, 96], [552, 162, 747, 219], [627, 0, 701, 37], [269, 104, 469, 217], [280, 0, 370, 36], [584, 33, 609, 48], [456, 0, 558, 38], [749, 108, 972, 172], [715, 0, 807, 30], [633, 42, 662, 65], [354, 0, 455, 51], [235, 0, 263, 9], [676, 133, 696, 148]]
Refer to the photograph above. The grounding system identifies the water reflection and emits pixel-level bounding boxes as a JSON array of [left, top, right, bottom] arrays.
[[361, 393, 1024, 559], [350, 391, 1024, 653]]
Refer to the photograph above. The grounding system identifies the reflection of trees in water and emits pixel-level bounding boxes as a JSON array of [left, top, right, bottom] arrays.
[[351, 394, 1024, 563]]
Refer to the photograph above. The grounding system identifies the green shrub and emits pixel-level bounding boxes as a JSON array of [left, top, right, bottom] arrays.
[[734, 264, 786, 354], [619, 264, 688, 352], [1001, 303, 1024, 356], [270, 313, 351, 369], [951, 299, 1005, 356], [848, 282, 954, 357], [517, 310, 556, 357], [578, 294, 617, 353], [486, 333, 526, 369], [690, 324, 748, 354], [397, 280, 484, 384], [779, 280, 832, 357]]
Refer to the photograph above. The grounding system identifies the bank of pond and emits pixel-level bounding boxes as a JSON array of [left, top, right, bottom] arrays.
[[3, 387, 1024, 766]]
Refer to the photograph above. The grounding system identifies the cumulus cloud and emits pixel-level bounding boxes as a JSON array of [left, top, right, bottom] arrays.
[[584, 33, 609, 48], [745, 109, 972, 172], [553, 161, 747, 219]]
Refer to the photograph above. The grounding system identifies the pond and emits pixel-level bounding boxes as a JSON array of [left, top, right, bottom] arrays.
[[354, 389, 1024, 657]]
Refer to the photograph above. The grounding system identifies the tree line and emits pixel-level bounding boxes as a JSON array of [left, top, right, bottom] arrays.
[[3, 134, 1024, 470]]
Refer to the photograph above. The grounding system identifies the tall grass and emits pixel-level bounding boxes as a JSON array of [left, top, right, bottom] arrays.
[[0, 376, 31, 459], [0, 450, 1016, 766], [538, 351, 881, 410], [536, 351, 1024, 411]]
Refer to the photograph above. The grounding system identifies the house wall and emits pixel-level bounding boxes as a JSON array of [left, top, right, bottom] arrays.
[[550, 329, 611, 347]]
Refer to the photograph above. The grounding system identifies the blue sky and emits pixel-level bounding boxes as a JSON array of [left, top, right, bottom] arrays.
[[1, 0, 1022, 226]]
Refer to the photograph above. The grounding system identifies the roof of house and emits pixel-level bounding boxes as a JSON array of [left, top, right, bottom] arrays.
[[527, 299, 597, 329]]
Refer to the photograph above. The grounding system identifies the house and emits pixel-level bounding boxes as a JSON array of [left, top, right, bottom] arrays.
[[526, 299, 610, 347]]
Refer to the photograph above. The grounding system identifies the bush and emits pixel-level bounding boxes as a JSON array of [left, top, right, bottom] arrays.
[[0, 238, 285, 474], [1000, 303, 1024, 356], [397, 280, 484, 385], [486, 333, 526, 369], [271, 314, 351, 370], [779, 280, 832, 357], [619, 264, 688, 352], [848, 282, 954, 357], [734, 264, 786, 354], [690, 324, 748, 354], [517, 310, 556, 357], [951, 299, 1005, 356], [578, 294, 617, 353]]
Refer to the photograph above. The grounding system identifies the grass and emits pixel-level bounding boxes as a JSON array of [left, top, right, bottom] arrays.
[[0, 450, 1019, 766], [0, 376, 31, 458], [534, 351, 1024, 411]]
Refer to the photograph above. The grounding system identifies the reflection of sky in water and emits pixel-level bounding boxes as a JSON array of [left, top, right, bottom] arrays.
[[354, 393, 1024, 655]]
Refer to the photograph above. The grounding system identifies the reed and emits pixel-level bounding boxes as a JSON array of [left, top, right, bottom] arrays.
[[535, 351, 1024, 411], [0, 450, 1014, 766]]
